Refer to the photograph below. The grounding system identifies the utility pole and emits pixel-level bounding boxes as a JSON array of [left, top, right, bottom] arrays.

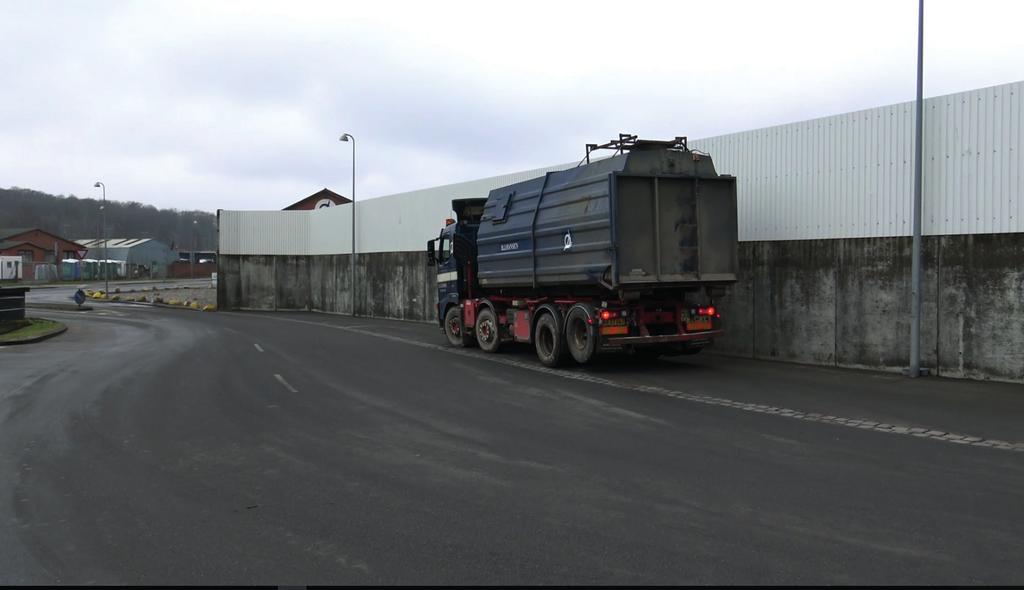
[[340, 133, 356, 317], [94, 181, 108, 295], [908, 0, 925, 377], [191, 219, 197, 279]]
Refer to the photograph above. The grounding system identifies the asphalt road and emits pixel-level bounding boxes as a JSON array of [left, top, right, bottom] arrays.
[[1, 305, 1023, 584]]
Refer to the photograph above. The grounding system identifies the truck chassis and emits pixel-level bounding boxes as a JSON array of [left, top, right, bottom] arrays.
[[440, 293, 722, 367]]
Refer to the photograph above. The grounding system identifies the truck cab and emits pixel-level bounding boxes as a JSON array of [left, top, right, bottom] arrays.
[[427, 199, 486, 345]]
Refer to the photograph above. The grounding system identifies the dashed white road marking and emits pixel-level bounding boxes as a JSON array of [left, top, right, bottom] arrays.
[[254, 343, 264, 353], [273, 373, 298, 393], [237, 313, 1024, 454]]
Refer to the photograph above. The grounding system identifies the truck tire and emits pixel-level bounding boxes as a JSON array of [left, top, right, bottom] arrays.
[[565, 305, 597, 365], [476, 307, 501, 353], [444, 305, 474, 348], [534, 312, 566, 367]]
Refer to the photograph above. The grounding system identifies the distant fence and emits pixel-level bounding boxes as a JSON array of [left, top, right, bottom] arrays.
[[0, 261, 171, 283]]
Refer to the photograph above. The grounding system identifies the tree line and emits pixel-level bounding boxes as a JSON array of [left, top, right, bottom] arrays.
[[0, 187, 217, 250]]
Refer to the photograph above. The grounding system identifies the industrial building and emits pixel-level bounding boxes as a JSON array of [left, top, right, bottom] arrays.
[[283, 188, 350, 210], [217, 80, 1024, 383], [0, 228, 86, 281], [75, 237, 177, 279]]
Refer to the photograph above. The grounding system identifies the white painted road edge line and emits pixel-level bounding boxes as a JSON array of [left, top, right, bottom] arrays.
[[238, 313, 1024, 454], [254, 343, 264, 353], [273, 373, 298, 393]]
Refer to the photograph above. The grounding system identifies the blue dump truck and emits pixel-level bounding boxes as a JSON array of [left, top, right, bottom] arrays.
[[427, 135, 738, 366]]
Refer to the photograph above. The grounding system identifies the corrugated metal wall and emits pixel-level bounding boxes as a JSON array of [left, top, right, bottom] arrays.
[[220, 80, 1023, 255], [219, 210, 315, 255], [691, 80, 1022, 241], [220, 161, 579, 255]]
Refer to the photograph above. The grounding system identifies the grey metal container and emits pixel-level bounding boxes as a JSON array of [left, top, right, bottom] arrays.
[[475, 143, 738, 291]]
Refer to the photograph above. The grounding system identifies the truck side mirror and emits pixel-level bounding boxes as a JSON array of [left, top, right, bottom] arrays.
[[426, 239, 437, 266]]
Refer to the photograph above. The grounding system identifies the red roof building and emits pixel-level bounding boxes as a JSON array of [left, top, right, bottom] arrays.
[[0, 228, 86, 280], [283, 188, 351, 211]]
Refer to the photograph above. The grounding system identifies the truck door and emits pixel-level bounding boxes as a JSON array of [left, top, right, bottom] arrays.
[[436, 227, 460, 323]]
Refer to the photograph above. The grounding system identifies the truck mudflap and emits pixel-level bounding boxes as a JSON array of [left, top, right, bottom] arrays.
[[605, 329, 724, 346]]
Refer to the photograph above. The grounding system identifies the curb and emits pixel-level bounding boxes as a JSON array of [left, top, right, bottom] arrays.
[[4, 284, 61, 289], [78, 298, 216, 312], [152, 302, 210, 312], [0, 324, 68, 345], [26, 302, 94, 312]]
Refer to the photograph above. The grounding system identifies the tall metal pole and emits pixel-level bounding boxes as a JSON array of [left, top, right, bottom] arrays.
[[94, 181, 108, 295], [340, 133, 356, 317], [909, 0, 924, 377], [191, 219, 197, 279]]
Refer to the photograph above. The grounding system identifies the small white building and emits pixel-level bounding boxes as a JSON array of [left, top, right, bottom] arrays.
[[0, 255, 22, 280]]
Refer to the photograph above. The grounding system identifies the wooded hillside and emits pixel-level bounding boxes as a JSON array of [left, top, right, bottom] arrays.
[[0, 187, 217, 250]]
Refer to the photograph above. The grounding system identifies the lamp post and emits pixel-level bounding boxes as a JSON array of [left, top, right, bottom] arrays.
[[191, 219, 197, 279], [908, 0, 925, 377], [93, 181, 108, 295], [339, 133, 356, 317]]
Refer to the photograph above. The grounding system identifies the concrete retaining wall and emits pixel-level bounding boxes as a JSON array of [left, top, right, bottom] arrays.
[[219, 232, 1024, 383], [714, 233, 1024, 382], [219, 251, 436, 321]]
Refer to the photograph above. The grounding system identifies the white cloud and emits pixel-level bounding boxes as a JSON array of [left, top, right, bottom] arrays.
[[0, 0, 1021, 211]]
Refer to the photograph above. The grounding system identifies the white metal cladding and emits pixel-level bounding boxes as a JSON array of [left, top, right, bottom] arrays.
[[219, 210, 313, 255], [219, 80, 1023, 254], [219, 161, 578, 255], [691, 80, 1023, 241]]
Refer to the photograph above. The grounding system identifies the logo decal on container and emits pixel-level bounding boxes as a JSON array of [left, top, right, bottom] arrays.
[[563, 230, 573, 251]]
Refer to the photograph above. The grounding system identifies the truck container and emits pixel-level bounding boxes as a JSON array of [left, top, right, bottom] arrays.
[[427, 135, 738, 366]]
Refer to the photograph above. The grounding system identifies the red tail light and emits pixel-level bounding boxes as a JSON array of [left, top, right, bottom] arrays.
[[705, 306, 716, 316], [599, 309, 613, 321]]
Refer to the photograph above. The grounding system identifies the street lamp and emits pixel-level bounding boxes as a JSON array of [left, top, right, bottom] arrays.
[[339, 133, 356, 317], [93, 181, 108, 295], [191, 219, 198, 279], [908, 0, 925, 377]]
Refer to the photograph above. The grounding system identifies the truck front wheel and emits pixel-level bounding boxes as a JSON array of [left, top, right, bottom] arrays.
[[534, 312, 566, 367], [476, 307, 501, 353], [565, 306, 597, 365], [444, 305, 475, 348]]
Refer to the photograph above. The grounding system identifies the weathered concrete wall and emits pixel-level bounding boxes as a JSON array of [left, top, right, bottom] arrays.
[[936, 234, 1024, 382], [714, 232, 1023, 383], [218, 233, 1024, 383], [219, 251, 437, 322], [753, 240, 838, 365], [712, 243, 754, 358], [834, 237, 938, 371]]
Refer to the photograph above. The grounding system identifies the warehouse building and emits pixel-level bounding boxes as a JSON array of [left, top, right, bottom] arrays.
[[0, 228, 85, 281], [75, 238, 177, 279], [218, 80, 1024, 383], [283, 188, 350, 210]]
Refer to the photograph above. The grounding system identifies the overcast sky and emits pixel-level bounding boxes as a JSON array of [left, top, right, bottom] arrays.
[[1, 0, 1021, 212]]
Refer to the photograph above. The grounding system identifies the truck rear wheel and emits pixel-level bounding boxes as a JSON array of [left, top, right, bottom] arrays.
[[444, 305, 474, 348], [476, 307, 501, 353], [565, 306, 597, 365], [534, 312, 566, 367]]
